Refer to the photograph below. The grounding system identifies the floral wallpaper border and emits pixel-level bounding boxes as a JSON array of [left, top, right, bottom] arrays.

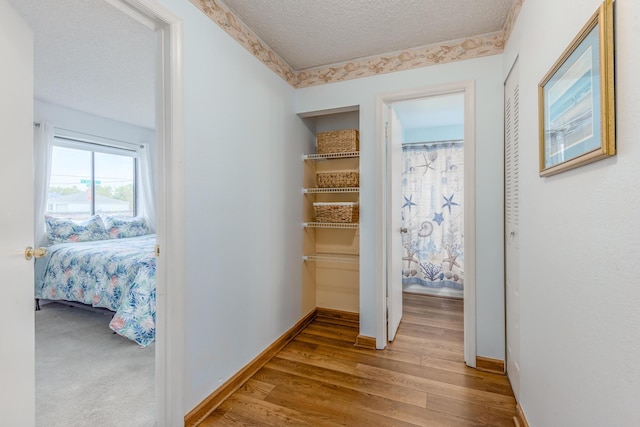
[[188, 0, 298, 86], [296, 32, 504, 88], [504, 0, 524, 43], [189, 0, 524, 88]]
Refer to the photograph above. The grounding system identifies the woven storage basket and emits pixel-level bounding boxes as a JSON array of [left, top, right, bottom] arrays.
[[316, 170, 359, 188], [313, 202, 359, 223], [317, 129, 359, 154]]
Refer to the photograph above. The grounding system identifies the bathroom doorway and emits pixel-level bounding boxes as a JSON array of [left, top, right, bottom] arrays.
[[378, 81, 476, 366], [393, 94, 465, 299]]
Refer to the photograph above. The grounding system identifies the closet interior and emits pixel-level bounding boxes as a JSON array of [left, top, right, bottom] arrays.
[[301, 109, 360, 318]]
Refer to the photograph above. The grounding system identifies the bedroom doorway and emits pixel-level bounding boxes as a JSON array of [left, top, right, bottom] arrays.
[[29, 2, 158, 425], [376, 82, 476, 366], [2, 0, 184, 425]]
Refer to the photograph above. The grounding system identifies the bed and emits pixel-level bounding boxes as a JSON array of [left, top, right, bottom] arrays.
[[34, 234, 157, 347]]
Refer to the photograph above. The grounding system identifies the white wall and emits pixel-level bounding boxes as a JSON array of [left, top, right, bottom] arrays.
[[295, 55, 506, 360], [504, 0, 640, 424], [403, 124, 463, 143], [156, 0, 309, 413], [34, 100, 155, 148]]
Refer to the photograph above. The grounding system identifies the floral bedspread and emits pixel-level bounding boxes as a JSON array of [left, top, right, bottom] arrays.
[[35, 234, 156, 347]]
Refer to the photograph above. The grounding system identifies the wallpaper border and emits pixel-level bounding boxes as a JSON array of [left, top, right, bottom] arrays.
[[296, 32, 505, 88], [503, 0, 524, 43], [188, 0, 298, 86], [189, 0, 524, 88]]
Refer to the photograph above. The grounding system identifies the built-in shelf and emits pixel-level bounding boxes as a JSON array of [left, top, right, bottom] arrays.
[[303, 187, 359, 194], [303, 222, 359, 229], [301, 123, 360, 314], [302, 254, 359, 264], [303, 151, 360, 161]]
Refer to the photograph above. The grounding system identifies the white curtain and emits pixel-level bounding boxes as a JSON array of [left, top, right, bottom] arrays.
[[137, 143, 156, 233], [34, 122, 54, 247]]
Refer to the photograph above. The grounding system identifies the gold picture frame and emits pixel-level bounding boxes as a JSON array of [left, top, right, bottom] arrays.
[[538, 0, 615, 177]]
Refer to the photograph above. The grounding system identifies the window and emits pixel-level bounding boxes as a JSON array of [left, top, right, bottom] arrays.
[[47, 139, 137, 220]]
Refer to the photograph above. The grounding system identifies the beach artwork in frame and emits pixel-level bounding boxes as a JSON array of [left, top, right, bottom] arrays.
[[538, 0, 615, 177]]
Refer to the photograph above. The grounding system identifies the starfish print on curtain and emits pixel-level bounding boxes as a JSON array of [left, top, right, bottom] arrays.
[[402, 194, 417, 211], [442, 193, 459, 214], [432, 212, 444, 226]]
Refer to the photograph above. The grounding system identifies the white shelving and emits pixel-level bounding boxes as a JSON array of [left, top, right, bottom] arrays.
[[303, 222, 359, 229], [303, 187, 359, 194], [303, 151, 360, 160], [301, 121, 360, 315], [302, 254, 359, 264]]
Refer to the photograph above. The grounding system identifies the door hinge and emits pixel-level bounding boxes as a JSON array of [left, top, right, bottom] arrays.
[[155, 244, 160, 257]]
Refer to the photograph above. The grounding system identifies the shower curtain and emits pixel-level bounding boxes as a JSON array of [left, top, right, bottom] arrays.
[[401, 141, 464, 291]]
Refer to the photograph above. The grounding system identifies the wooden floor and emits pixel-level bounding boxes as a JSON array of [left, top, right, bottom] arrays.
[[202, 293, 516, 426]]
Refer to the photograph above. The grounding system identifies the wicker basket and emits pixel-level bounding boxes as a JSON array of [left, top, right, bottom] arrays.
[[313, 202, 359, 223], [317, 129, 359, 154], [316, 170, 359, 188]]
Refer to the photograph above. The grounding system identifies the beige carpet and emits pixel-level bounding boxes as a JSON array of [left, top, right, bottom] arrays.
[[36, 302, 155, 427]]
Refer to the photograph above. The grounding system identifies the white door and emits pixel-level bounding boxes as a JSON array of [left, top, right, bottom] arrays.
[[505, 60, 521, 399], [0, 0, 35, 424], [387, 107, 404, 341]]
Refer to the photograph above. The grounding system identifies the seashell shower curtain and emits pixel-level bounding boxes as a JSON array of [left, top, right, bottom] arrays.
[[401, 141, 464, 293]]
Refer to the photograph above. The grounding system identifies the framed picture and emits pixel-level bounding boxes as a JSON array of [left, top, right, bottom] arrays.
[[538, 0, 615, 177]]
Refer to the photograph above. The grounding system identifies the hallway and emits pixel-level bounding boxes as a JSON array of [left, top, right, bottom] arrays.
[[202, 293, 516, 426]]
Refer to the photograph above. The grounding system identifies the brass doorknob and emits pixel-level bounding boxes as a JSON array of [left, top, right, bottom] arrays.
[[25, 246, 47, 261]]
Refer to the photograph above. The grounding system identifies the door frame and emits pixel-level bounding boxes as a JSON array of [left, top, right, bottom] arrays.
[[105, 1, 185, 424], [375, 81, 477, 366]]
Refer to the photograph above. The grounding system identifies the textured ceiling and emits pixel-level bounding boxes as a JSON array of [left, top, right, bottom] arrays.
[[9, 0, 515, 131], [9, 0, 156, 129], [221, 0, 514, 70]]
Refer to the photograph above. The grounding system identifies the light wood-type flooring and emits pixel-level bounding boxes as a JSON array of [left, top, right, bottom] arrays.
[[202, 293, 516, 426]]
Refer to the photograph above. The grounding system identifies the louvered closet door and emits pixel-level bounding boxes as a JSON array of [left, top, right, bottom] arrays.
[[505, 59, 521, 400]]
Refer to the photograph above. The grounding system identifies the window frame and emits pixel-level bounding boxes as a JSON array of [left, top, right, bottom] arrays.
[[48, 136, 139, 219]]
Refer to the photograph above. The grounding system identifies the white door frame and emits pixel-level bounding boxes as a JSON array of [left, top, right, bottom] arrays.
[[375, 81, 477, 366], [106, 1, 185, 424]]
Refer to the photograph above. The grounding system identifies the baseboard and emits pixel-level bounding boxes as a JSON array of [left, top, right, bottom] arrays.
[[354, 334, 377, 349], [316, 308, 372, 349], [513, 403, 529, 427], [476, 356, 505, 374], [184, 308, 318, 427], [316, 307, 359, 324]]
